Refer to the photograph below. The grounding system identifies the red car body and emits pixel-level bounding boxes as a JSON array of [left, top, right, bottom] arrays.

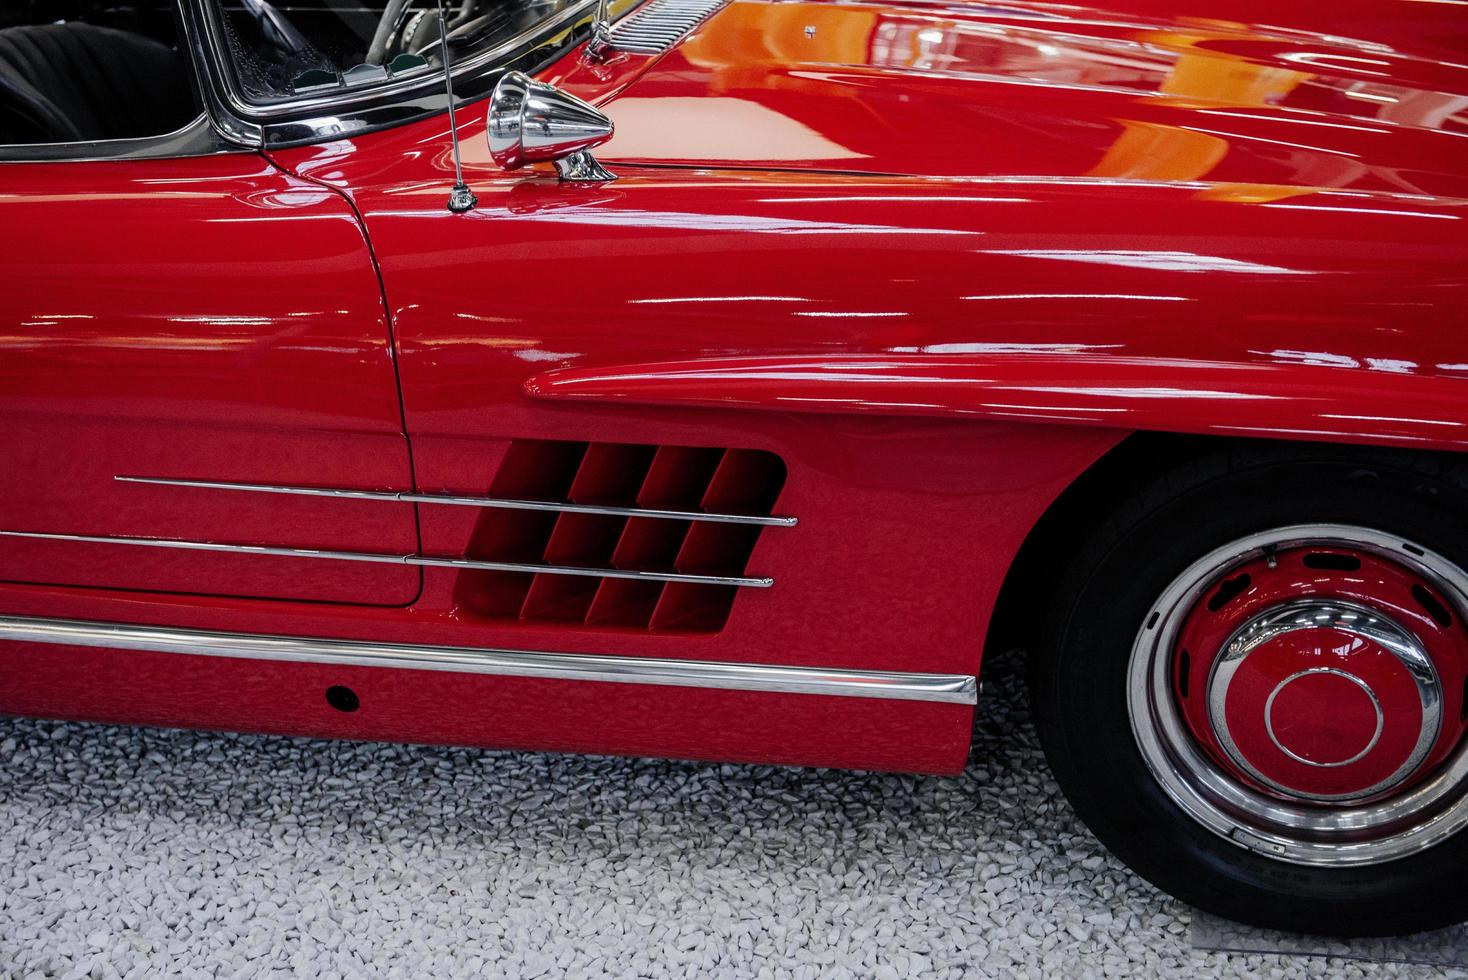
[[2, 0, 1465, 777]]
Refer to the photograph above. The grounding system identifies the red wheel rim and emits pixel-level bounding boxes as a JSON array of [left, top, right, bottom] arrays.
[[1173, 546, 1468, 804], [1129, 525, 1468, 865]]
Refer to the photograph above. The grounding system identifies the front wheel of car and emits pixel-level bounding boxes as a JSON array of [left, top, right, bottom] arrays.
[[1031, 444, 1468, 936]]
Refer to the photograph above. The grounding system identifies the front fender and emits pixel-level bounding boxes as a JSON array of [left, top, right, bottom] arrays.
[[526, 353, 1468, 453]]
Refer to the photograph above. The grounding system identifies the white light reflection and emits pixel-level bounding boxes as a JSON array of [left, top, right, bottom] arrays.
[[988, 250, 1309, 275], [1181, 126, 1362, 158], [1279, 53, 1394, 76], [794, 311, 909, 318], [1257, 351, 1430, 375], [604, 97, 867, 161], [522, 209, 978, 236], [961, 293, 1194, 301], [778, 396, 945, 410], [169, 315, 274, 326], [1260, 350, 1360, 369], [630, 296, 813, 304], [1192, 109, 1391, 135], [1002, 385, 1283, 400], [982, 402, 1126, 413], [888, 342, 1125, 354], [759, 196, 1032, 204], [1211, 425, 1426, 442], [1264, 204, 1460, 220], [1365, 357, 1418, 373], [515, 349, 579, 363], [1323, 414, 1463, 427]]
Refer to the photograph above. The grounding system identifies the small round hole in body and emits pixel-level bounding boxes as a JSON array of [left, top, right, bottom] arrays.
[[325, 685, 360, 712]]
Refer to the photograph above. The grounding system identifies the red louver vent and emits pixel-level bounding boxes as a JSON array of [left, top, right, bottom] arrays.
[[453, 440, 788, 632]]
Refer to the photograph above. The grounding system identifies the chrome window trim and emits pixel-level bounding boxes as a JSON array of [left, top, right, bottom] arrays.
[[116, 476, 798, 527], [0, 530, 775, 588], [0, 114, 233, 163], [181, 0, 635, 149], [0, 0, 634, 156], [0, 615, 979, 705], [0, 2, 238, 162]]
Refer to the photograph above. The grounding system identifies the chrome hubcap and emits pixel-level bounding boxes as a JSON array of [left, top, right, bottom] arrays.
[[1206, 600, 1441, 803], [1129, 525, 1468, 866]]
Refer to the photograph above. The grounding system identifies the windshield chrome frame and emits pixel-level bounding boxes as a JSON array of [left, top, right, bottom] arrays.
[[181, 0, 610, 149]]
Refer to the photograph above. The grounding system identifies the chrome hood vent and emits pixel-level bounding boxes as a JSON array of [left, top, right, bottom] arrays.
[[607, 0, 729, 54]]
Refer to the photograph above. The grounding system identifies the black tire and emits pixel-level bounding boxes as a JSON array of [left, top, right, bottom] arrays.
[[1031, 441, 1468, 936]]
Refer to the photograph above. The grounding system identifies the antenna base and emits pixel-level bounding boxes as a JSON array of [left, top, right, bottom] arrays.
[[584, 22, 612, 62], [447, 184, 478, 213]]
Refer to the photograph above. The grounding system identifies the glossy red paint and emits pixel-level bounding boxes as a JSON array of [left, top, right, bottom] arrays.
[[571, 0, 1468, 192], [0, 153, 420, 605], [273, 158, 1468, 444], [1174, 547, 1468, 799], [525, 353, 1468, 453], [3, 0, 1468, 776]]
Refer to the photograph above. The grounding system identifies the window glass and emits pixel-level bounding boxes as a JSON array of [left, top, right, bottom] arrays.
[[0, 2, 199, 145], [213, 0, 576, 104]]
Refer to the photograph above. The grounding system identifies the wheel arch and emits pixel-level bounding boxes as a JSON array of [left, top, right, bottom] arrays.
[[981, 432, 1468, 673]]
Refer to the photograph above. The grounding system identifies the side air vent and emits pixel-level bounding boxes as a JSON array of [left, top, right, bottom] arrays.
[[455, 440, 788, 632], [607, 0, 729, 54]]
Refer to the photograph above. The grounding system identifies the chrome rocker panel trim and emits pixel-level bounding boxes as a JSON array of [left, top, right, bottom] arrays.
[[0, 530, 773, 588], [0, 616, 979, 705], [114, 476, 798, 527]]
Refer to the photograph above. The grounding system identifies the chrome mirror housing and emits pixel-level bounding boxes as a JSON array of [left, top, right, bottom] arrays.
[[487, 71, 616, 182]]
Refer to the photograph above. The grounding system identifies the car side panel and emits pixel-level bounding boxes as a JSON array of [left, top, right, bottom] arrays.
[[0, 152, 421, 605]]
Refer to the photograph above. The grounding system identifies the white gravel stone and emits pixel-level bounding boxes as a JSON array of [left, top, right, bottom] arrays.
[[0, 650, 1461, 978]]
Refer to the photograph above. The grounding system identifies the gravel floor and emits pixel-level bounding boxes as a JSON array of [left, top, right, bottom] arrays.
[[0, 650, 1459, 979]]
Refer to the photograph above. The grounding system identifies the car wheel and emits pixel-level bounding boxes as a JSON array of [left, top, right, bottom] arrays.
[[1031, 444, 1468, 936]]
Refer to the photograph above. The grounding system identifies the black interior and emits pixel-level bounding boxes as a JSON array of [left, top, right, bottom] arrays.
[[0, 3, 198, 145], [216, 0, 572, 103]]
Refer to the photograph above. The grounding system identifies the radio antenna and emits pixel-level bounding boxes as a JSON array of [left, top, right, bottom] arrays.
[[436, 0, 477, 213], [585, 0, 612, 60]]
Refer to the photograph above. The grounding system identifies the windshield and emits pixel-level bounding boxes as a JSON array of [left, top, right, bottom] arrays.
[[213, 0, 575, 103]]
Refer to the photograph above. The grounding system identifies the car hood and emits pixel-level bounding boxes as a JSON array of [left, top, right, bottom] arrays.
[[581, 0, 1468, 196]]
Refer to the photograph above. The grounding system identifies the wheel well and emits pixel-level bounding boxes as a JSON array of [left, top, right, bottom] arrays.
[[985, 431, 1170, 664], [983, 432, 1468, 671]]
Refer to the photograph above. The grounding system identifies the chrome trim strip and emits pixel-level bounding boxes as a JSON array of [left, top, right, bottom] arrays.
[[114, 476, 798, 527], [0, 115, 231, 163], [0, 616, 978, 705], [198, 0, 595, 123], [0, 530, 772, 588]]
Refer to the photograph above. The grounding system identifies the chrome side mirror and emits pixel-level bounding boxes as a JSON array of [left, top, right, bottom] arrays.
[[487, 71, 616, 182]]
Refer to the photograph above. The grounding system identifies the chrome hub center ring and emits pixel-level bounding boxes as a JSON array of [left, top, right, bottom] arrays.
[[1264, 668, 1383, 769]]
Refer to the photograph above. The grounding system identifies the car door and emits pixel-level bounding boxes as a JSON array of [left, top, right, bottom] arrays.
[[0, 65, 419, 606]]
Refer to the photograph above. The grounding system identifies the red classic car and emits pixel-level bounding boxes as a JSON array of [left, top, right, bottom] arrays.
[[2, 0, 1466, 938]]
